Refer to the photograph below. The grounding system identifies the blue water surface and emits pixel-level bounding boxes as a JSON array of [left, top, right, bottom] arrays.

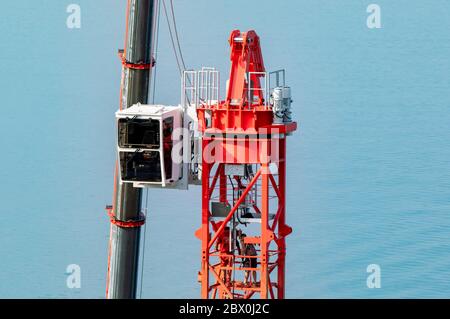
[[0, 0, 449, 298]]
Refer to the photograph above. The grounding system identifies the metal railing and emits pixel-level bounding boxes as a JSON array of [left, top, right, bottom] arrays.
[[269, 69, 286, 91], [182, 70, 197, 108], [247, 71, 269, 108], [182, 67, 220, 109], [198, 67, 220, 107]]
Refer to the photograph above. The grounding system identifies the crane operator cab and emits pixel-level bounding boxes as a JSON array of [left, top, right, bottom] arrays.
[[116, 103, 187, 189]]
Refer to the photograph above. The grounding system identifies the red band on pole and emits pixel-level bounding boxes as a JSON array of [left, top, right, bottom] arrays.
[[118, 51, 154, 70], [122, 60, 152, 70], [106, 206, 145, 228]]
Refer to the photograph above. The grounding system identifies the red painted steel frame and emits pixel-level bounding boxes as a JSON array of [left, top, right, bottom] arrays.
[[197, 136, 292, 299], [196, 30, 296, 299]]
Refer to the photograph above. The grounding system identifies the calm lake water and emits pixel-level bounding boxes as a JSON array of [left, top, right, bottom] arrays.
[[0, 0, 449, 298]]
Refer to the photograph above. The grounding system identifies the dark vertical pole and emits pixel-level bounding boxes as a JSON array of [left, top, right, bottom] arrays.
[[106, 0, 157, 299]]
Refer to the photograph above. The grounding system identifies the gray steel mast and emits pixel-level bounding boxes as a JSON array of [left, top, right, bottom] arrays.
[[106, 0, 157, 299]]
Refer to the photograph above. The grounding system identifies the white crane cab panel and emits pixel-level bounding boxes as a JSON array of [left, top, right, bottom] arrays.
[[116, 104, 184, 188]]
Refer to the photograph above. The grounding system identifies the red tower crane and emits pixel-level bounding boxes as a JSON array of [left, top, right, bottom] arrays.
[[107, 3, 296, 300], [195, 30, 297, 299]]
